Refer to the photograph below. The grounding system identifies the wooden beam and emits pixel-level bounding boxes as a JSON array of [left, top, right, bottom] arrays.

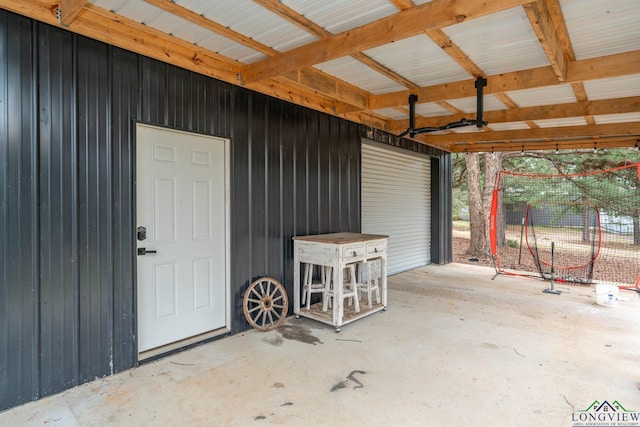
[[388, 0, 415, 10], [544, 0, 575, 62], [493, 93, 538, 129], [426, 29, 484, 78], [143, 0, 370, 110], [524, 0, 567, 81], [273, 69, 369, 110], [57, 0, 86, 26], [368, 50, 640, 111], [0, 0, 361, 119], [389, 96, 640, 130], [392, 1, 485, 90], [424, 122, 640, 144], [253, 0, 419, 90], [143, 0, 277, 56], [351, 52, 420, 89], [449, 136, 640, 153], [240, 0, 536, 84], [253, 0, 327, 38]]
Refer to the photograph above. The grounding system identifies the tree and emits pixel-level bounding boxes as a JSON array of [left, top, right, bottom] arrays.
[[461, 152, 504, 257]]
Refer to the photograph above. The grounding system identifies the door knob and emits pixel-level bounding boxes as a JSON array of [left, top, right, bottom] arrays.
[[137, 248, 157, 255]]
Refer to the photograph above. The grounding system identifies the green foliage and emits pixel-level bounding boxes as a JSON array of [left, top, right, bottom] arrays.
[[500, 148, 640, 217]]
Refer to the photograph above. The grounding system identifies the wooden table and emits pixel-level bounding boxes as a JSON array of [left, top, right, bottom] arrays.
[[293, 232, 388, 331]]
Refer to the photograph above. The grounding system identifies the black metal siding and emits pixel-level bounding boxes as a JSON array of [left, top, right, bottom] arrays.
[[0, 9, 450, 411], [1, 14, 40, 409], [431, 154, 453, 264]]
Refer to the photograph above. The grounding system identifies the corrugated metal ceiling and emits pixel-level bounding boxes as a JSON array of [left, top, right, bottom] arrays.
[[22, 0, 639, 152]]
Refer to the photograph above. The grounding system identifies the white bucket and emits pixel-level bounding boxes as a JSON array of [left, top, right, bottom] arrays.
[[595, 284, 619, 308]]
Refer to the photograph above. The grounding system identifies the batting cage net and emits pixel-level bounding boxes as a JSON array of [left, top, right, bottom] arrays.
[[490, 163, 640, 288]]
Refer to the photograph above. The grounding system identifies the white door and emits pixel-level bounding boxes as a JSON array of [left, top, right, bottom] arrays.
[[361, 140, 431, 274], [136, 124, 228, 353]]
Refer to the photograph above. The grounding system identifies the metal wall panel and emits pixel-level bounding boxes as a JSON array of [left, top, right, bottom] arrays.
[[0, 9, 449, 411], [37, 23, 80, 397], [431, 155, 453, 264], [0, 9, 364, 410], [0, 13, 39, 409]]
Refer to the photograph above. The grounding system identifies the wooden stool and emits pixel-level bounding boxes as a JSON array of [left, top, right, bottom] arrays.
[[357, 260, 381, 309], [302, 263, 332, 310], [323, 263, 360, 313]]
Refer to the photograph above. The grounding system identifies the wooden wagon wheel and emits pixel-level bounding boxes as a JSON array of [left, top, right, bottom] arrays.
[[243, 277, 289, 331]]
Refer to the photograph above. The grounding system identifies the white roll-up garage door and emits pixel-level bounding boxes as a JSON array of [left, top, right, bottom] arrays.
[[361, 140, 431, 275]]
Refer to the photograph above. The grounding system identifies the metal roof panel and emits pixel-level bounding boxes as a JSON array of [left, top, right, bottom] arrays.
[[583, 74, 640, 100], [313, 57, 406, 95], [443, 7, 550, 75], [488, 121, 533, 131], [178, 0, 317, 51], [533, 117, 587, 128], [282, 0, 397, 35], [506, 84, 577, 107], [593, 112, 640, 124], [561, 0, 640, 60], [445, 95, 508, 113], [364, 34, 472, 87]]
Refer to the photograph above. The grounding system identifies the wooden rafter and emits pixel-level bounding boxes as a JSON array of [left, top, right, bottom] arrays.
[[493, 93, 538, 129], [57, 0, 86, 26], [449, 136, 640, 153], [4, 0, 638, 153], [390, 0, 485, 78], [524, 0, 567, 81], [544, 0, 576, 62], [425, 122, 640, 144], [368, 50, 640, 111], [425, 29, 485, 78], [241, 0, 536, 84], [143, 0, 277, 56], [388, 96, 640, 130], [144, 0, 370, 111], [254, 0, 420, 90]]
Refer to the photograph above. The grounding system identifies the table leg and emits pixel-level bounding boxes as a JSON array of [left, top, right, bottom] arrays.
[[334, 260, 344, 328], [381, 255, 387, 307], [293, 255, 301, 314]]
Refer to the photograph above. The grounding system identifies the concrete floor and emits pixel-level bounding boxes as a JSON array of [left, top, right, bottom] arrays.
[[2, 263, 639, 426]]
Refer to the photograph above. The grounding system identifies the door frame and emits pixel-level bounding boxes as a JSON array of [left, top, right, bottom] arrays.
[[134, 122, 232, 360]]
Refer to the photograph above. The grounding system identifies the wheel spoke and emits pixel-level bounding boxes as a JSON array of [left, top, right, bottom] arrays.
[[259, 281, 266, 298], [247, 305, 262, 314], [265, 280, 272, 297], [243, 277, 288, 331], [261, 310, 267, 327], [269, 283, 279, 298], [251, 307, 265, 323]]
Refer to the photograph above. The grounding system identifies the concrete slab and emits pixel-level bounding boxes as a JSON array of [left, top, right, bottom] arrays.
[[2, 263, 639, 426]]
